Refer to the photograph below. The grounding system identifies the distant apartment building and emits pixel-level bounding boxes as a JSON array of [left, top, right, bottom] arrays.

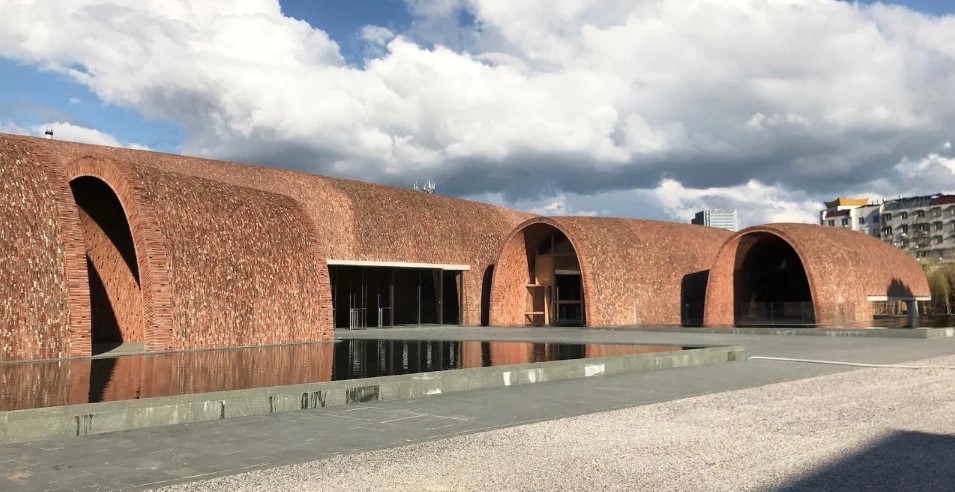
[[820, 194, 955, 261], [691, 209, 739, 232], [819, 197, 883, 237]]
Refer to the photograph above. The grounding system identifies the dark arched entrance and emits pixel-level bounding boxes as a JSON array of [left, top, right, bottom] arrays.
[[734, 233, 814, 326], [69, 176, 145, 351]]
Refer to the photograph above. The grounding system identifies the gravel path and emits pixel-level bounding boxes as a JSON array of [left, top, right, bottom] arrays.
[[160, 356, 955, 492]]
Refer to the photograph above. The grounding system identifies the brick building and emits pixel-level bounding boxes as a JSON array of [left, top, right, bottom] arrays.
[[0, 134, 931, 361]]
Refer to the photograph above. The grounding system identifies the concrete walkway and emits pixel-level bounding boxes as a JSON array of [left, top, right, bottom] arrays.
[[161, 353, 955, 492], [1, 327, 954, 491]]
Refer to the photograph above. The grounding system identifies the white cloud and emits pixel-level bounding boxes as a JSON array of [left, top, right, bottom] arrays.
[[26, 122, 151, 150], [0, 0, 953, 222], [526, 193, 599, 217], [360, 26, 395, 46], [0, 121, 29, 136], [650, 178, 819, 227]]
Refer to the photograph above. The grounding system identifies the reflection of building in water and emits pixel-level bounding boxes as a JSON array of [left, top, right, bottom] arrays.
[[0, 343, 333, 411], [584, 344, 683, 358], [0, 134, 933, 363]]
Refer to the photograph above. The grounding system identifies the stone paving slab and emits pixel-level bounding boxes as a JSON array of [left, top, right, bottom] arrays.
[[0, 327, 953, 491]]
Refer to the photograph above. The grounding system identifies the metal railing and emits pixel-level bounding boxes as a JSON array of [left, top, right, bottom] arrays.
[[349, 307, 367, 330], [735, 302, 815, 326], [378, 307, 392, 328]]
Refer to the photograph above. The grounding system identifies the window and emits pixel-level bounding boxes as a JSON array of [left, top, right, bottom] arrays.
[[858, 217, 865, 225], [901, 212, 909, 220], [882, 226, 893, 236], [898, 225, 909, 234], [872, 215, 880, 223], [841, 218, 850, 226], [935, 222, 943, 231], [936, 236, 944, 245], [917, 210, 926, 219], [883, 213, 892, 221], [827, 220, 835, 227], [933, 208, 942, 218]]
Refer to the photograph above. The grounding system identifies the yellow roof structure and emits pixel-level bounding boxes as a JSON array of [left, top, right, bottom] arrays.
[[824, 197, 870, 209]]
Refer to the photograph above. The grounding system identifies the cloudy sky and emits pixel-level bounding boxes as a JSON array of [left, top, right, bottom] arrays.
[[1, 0, 954, 226]]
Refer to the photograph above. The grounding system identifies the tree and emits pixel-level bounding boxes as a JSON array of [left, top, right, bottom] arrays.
[[924, 263, 955, 314]]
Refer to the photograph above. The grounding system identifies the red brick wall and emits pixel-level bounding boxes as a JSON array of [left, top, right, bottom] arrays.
[[134, 166, 332, 348], [31, 136, 530, 329], [64, 153, 333, 353], [64, 157, 176, 353], [489, 223, 538, 326], [703, 224, 931, 327], [0, 137, 89, 361], [491, 217, 732, 327]]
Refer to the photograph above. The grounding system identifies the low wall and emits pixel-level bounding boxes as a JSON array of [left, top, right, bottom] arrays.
[[0, 344, 741, 444]]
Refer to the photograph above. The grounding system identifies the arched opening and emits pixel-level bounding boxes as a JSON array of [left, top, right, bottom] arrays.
[[733, 233, 814, 326], [511, 224, 586, 327], [69, 176, 145, 352]]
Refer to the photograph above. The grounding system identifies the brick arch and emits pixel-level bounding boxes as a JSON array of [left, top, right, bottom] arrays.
[[702, 223, 932, 327], [489, 217, 592, 326], [63, 157, 174, 353], [703, 228, 820, 327]]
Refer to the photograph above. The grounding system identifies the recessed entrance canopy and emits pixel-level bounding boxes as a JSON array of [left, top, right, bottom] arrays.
[[327, 259, 470, 271], [328, 261, 464, 329]]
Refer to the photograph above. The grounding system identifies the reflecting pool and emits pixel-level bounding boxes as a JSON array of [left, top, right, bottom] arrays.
[[0, 340, 687, 411]]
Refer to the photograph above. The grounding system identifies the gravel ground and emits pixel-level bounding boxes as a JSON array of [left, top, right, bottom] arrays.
[[160, 356, 955, 492]]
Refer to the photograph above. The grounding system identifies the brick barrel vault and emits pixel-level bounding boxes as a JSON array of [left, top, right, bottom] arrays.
[[703, 223, 931, 327], [490, 216, 733, 327], [62, 155, 335, 352], [27, 134, 530, 329]]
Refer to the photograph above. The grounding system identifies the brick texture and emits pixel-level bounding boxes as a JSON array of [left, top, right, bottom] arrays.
[[1, 134, 530, 360], [0, 137, 88, 361], [703, 223, 931, 327], [1, 133, 933, 361], [490, 217, 732, 327]]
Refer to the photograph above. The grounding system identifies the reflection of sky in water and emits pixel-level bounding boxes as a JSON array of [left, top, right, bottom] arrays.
[[0, 340, 684, 411]]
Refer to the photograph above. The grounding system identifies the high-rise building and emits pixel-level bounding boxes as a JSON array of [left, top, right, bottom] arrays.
[[691, 209, 739, 231]]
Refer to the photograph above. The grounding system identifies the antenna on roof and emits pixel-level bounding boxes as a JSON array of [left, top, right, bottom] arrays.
[[44, 127, 54, 139], [413, 180, 436, 194]]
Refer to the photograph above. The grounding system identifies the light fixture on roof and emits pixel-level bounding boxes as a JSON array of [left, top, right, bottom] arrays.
[[44, 127, 54, 139]]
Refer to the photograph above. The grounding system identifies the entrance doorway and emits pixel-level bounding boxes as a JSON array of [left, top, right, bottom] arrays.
[[734, 233, 814, 326], [69, 176, 144, 352], [329, 265, 463, 329], [526, 229, 585, 327]]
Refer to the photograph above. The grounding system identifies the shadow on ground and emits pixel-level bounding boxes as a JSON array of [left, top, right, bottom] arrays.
[[777, 430, 955, 491]]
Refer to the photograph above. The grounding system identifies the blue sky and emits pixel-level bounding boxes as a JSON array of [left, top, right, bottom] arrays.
[[1, 0, 950, 152], [1, 0, 953, 225]]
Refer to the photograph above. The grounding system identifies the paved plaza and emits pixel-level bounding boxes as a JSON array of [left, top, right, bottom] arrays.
[[1, 327, 954, 491]]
